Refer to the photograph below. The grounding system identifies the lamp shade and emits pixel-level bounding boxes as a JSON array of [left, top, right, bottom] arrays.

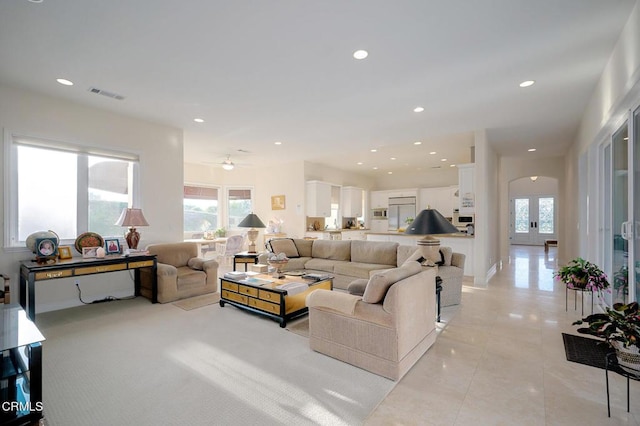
[[115, 208, 149, 227], [237, 213, 266, 229], [404, 209, 459, 235]]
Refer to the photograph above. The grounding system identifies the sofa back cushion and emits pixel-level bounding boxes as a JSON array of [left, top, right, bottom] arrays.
[[351, 240, 399, 265], [362, 261, 422, 304], [268, 238, 300, 258], [292, 238, 314, 257], [311, 240, 351, 261], [146, 242, 197, 267]]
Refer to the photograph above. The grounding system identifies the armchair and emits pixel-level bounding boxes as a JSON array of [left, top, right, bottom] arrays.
[[141, 242, 219, 303]]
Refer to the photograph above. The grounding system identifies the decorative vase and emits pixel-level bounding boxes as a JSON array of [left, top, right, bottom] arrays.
[[612, 341, 640, 373], [268, 259, 288, 279]]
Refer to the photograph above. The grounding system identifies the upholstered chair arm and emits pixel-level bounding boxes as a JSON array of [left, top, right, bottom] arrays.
[[306, 289, 362, 315], [451, 253, 466, 269], [188, 257, 218, 271], [347, 278, 368, 296], [157, 263, 178, 277]]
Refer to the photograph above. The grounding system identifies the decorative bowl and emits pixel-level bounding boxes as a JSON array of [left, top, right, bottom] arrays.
[[267, 259, 289, 279]]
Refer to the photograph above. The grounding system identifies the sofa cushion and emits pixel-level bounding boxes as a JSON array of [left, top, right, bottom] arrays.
[[176, 267, 206, 290], [334, 261, 396, 280], [362, 261, 422, 304], [293, 238, 314, 257], [440, 246, 453, 266], [347, 278, 369, 296], [269, 238, 300, 258], [311, 240, 351, 261], [350, 240, 398, 265], [304, 258, 340, 273]]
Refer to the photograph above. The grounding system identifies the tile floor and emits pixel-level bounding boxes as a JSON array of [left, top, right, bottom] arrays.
[[365, 245, 640, 426]]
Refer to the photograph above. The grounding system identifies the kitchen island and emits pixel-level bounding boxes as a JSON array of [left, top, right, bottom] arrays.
[[366, 232, 474, 276]]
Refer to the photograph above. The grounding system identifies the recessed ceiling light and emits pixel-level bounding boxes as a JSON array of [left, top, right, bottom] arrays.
[[193, 118, 204, 123], [528, 148, 537, 152], [357, 162, 363, 165], [370, 149, 377, 153], [414, 106, 425, 113], [414, 141, 422, 145], [28, 0, 43, 3], [388, 171, 393, 175], [274, 141, 282, 145], [353, 50, 368, 60], [56, 78, 73, 86], [390, 157, 396, 160], [373, 166, 378, 170], [519, 80, 535, 88], [441, 158, 447, 162], [429, 151, 437, 155], [450, 164, 456, 167]]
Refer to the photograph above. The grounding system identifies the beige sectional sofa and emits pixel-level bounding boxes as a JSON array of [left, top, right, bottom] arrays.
[[306, 263, 437, 380], [259, 238, 465, 307]]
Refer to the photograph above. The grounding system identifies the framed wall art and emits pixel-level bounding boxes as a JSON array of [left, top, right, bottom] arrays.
[[82, 246, 99, 259], [271, 195, 285, 210]]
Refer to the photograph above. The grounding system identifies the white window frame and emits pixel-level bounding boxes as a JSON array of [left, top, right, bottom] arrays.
[[4, 131, 141, 250], [183, 182, 221, 239]]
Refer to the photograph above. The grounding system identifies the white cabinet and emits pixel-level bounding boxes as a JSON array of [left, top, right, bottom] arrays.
[[341, 186, 363, 217], [370, 190, 389, 209], [458, 164, 475, 214], [306, 181, 332, 217], [419, 186, 459, 218]]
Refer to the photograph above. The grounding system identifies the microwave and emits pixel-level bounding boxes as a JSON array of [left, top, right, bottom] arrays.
[[372, 208, 387, 219]]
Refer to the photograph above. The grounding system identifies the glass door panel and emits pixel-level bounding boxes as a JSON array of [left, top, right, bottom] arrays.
[[538, 197, 554, 234], [612, 123, 628, 304], [633, 108, 640, 303], [512, 198, 531, 244], [511, 196, 556, 245]]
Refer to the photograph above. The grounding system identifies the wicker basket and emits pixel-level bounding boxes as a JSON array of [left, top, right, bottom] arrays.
[[613, 341, 640, 374]]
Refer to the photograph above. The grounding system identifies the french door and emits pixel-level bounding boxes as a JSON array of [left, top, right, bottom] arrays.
[[511, 196, 556, 245]]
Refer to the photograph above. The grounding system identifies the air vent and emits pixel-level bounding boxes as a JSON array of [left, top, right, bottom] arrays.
[[88, 87, 125, 101]]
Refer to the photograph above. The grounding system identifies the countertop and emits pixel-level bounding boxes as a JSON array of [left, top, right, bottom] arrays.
[[306, 228, 370, 232], [365, 231, 474, 238]]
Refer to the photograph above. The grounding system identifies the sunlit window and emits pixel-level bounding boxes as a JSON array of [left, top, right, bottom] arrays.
[[227, 188, 253, 229], [184, 185, 219, 236], [6, 137, 138, 247]]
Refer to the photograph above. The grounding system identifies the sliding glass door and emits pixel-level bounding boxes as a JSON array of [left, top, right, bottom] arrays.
[[633, 107, 640, 303], [611, 123, 628, 304]]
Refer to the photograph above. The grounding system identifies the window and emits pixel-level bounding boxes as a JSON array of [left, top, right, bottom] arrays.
[[227, 188, 252, 229], [184, 185, 219, 236], [6, 136, 138, 247]]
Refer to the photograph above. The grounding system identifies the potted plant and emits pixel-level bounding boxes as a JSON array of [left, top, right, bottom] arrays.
[[554, 257, 610, 293], [214, 227, 226, 238], [573, 302, 640, 372], [613, 265, 629, 299]]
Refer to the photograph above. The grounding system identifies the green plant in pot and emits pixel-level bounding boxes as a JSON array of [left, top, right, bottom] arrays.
[[573, 302, 640, 372], [554, 257, 610, 292]]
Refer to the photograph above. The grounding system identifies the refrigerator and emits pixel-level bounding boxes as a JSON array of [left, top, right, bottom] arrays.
[[388, 197, 416, 231]]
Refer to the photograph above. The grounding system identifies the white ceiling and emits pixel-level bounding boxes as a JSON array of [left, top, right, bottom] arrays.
[[0, 0, 635, 176]]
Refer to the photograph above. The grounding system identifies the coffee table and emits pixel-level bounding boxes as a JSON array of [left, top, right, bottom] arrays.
[[219, 273, 333, 327]]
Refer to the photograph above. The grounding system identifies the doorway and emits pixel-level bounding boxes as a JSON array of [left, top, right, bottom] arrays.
[[509, 176, 559, 247]]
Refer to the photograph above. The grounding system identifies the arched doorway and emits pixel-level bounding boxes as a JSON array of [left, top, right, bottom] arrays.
[[509, 176, 559, 247]]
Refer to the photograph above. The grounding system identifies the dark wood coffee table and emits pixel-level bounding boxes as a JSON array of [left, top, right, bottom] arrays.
[[219, 273, 333, 327]]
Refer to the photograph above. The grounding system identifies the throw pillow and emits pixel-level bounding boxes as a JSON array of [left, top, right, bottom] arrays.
[[362, 261, 422, 304], [268, 238, 300, 258], [440, 246, 453, 266], [347, 278, 368, 296]]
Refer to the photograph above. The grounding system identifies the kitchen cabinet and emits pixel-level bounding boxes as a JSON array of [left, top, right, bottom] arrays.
[[458, 164, 475, 214], [370, 190, 389, 209], [341, 230, 366, 240], [419, 186, 458, 218], [341, 186, 363, 217], [306, 180, 332, 217]]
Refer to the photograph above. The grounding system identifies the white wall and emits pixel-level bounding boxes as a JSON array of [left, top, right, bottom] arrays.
[[0, 84, 183, 313], [372, 167, 459, 190]]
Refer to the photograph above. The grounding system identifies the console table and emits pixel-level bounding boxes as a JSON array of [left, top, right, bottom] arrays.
[[19, 254, 158, 321]]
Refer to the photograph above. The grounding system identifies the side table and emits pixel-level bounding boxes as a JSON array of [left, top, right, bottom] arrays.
[[565, 285, 594, 316], [233, 251, 260, 271], [605, 352, 640, 417]]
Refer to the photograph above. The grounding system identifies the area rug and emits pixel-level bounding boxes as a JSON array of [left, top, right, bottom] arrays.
[[172, 292, 220, 311], [286, 318, 309, 338], [562, 332, 613, 370]]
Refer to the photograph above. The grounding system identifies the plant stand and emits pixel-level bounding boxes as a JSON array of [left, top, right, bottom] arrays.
[[565, 285, 594, 316], [605, 352, 640, 417]]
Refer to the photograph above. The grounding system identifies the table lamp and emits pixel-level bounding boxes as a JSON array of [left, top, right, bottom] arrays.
[[238, 213, 266, 253], [404, 208, 459, 263], [115, 208, 149, 250]]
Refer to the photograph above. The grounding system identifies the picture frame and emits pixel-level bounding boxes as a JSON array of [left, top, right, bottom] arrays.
[[36, 237, 58, 258], [82, 246, 99, 259], [58, 246, 73, 260], [104, 238, 121, 254], [271, 195, 285, 210]]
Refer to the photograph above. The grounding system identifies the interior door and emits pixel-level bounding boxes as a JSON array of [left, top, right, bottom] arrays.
[[511, 196, 556, 245]]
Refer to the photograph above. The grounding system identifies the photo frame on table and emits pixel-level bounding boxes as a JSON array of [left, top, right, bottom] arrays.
[[82, 246, 99, 259], [271, 195, 285, 210], [105, 238, 121, 254], [36, 237, 58, 258], [58, 246, 73, 260]]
